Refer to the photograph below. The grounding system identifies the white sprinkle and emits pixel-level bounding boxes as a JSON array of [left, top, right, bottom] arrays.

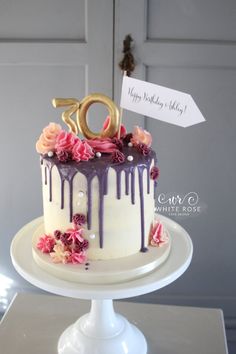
[[89, 234, 96, 239], [127, 155, 133, 162], [128, 142, 133, 147], [96, 152, 102, 158], [78, 191, 84, 198], [47, 151, 54, 157]]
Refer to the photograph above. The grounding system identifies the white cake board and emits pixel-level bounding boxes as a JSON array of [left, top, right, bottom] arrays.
[[11, 214, 193, 354]]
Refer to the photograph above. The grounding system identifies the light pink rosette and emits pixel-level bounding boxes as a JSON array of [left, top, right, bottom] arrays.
[[36, 122, 62, 154], [55, 131, 79, 152], [37, 235, 55, 253], [150, 221, 169, 247], [131, 126, 152, 147], [103, 116, 127, 138], [86, 138, 118, 153], [72, 140, 94, 162]]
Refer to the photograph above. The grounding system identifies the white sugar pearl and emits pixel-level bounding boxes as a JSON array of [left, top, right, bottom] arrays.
[[89, 234, 96, 239], [47, 151, 54, 157], [127, 155, 133, 162], [96, 152, 102, 158], [128, 142, 133, 147], [78, 191, 84, 198]]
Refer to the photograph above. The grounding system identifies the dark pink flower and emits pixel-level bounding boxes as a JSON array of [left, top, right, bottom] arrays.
[[103, 116, 127, 138], [150, 166, 159, 181], [54, 230, 62, 240], [111, 150, 125, 163], [86, 138, 117, 153], [73, 213, 86, 227], [55, 131, 79, 152], [111, 138, 123, 150], [37, 235, 55, 253], [72, 140, 94, 162], [60, 232, 73, 246], [56, 150, 72, 162], [136, 143, 150, 156], [75, 239, 89, 251]]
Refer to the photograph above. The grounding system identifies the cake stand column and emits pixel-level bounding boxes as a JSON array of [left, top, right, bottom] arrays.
[[58, 299, 147, 354]]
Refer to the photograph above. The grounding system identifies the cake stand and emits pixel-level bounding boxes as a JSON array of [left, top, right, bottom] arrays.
[[11, 214, 193, 354]]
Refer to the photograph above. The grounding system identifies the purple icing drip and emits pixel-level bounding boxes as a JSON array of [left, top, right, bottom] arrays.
[[116, 171, 122, 199], [49, 167, 52, 202], [42, 146, 157, 252], [131, 168, 135, 204], [61, 179, 65, 209], [87, 178, 92, 229], [125, 170, 129, 195], [44, 166, 47, 185]]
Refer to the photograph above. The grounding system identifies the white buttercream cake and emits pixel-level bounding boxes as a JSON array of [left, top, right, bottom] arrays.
[[32, 99, 170, 284]]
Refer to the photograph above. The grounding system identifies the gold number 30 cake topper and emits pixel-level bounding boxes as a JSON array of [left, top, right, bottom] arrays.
[[52, 94, 120, 139]]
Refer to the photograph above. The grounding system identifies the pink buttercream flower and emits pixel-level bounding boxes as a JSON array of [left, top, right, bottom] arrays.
[[50, 244, 71, 264], [69, 250, 87, 264], [86, 138, 118, 153], [37, 234, 55, 253], [66, 228, 84, 244], [149, 221, 169, 247], [36, 122, 62, 154], [72, 140, 94, 162], [55, 131, 79, 153], [103, 116, 127, 138], [131, 126, 152, 147]]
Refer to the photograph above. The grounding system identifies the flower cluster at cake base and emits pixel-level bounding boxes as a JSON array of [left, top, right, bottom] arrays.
[[36, 213, 89, 264], [149, 220, 169, 247]]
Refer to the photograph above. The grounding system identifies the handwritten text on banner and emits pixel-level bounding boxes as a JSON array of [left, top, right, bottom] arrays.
[[120, 76, 205, 127]]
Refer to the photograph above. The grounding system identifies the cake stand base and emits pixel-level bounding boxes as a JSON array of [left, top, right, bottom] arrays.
[[11, 214, 193, 354], [58, 299, 146, 354]]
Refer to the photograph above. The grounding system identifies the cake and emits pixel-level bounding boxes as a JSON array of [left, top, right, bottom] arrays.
[[32, 94, 170, 283]]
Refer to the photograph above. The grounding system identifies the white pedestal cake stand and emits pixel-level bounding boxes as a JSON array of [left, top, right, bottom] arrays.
[[11, 214, 193, 354]]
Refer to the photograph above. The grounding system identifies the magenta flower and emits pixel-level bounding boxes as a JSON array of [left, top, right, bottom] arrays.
[[37, 235, 55, 253]]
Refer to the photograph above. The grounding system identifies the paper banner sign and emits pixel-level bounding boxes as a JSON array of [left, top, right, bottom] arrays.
[[120, 76, 205, 127]]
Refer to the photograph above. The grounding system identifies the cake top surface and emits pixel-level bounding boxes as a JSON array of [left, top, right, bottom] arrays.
[[35, 95, 156, 167]]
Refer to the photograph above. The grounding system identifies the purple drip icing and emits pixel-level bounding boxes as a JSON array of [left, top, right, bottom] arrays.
[[61, 179, 65, 209], [42, 146, 157, 252], [125, 170, 129, 195], [131, 168, 135, 204], [49, 167, 52, 202], [44, 166, 47, 185], [116, 171, 122, 199]]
